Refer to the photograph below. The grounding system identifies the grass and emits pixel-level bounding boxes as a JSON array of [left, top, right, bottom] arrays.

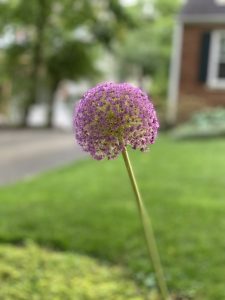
[[0, 134, 225, 299]]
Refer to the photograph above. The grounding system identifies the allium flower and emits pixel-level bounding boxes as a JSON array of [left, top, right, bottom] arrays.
[[73, 82, 168, 299], [73, 82, 159, 160]]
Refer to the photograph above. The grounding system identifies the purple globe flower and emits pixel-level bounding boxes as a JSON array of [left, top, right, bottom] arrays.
[[73, 82, 159, 160]]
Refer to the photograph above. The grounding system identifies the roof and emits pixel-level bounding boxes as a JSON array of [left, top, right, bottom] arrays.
[[180, 0, 225, 22]]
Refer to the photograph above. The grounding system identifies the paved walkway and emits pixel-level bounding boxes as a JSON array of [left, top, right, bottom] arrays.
[[0, 129, 85, 186]]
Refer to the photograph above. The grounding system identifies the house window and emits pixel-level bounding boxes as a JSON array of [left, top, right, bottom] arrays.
[[207, 30, 225, 89]]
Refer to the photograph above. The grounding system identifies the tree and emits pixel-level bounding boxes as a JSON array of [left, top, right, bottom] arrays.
[[116, 0, 181, 97], [2, 0, 132, 126]]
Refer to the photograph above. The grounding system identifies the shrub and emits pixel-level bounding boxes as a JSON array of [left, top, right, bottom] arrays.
[[0, 242, 155, 300], [171, 107, 225, 139]]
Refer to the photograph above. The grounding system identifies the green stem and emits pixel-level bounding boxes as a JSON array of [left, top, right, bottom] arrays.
[[122, 148, 170, 300]]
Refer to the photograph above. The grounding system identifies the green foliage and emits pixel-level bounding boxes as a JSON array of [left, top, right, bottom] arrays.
[[3, 44, 30, 78], [117, 19, 172, 75], [0, 242, 152, 300], [116, 0, 182, 97], [154, 0, 181, 16], [172, 108, 225, 139], [47, 41, 97, 84], [1, 0, 132, 125], [0, 136, 225, 299]]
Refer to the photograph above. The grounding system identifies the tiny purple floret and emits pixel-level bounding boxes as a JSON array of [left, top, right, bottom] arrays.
[[73, 82, 159, 160]]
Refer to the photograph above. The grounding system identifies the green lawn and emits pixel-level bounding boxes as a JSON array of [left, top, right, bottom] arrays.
[[0, 135, 225, 299]]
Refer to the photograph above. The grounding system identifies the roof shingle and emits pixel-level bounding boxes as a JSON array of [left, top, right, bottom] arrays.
[[181, 0, 225, 16]]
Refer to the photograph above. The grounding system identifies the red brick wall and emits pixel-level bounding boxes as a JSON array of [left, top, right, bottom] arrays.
[[178, 24, 225, 121]]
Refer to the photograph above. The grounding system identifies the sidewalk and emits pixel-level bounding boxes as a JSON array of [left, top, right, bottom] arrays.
[[0, 129, 85, 186]]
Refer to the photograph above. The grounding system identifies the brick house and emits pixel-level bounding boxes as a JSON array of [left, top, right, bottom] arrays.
[[167, 0, 225, 123]]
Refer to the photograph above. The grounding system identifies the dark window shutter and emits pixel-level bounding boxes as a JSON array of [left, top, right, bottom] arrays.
[[199, 32, 211, 83]]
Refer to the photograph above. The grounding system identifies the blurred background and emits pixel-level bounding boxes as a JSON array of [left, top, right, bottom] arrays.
[[0, 0, 180, 130], [0, 0, 225, 299]]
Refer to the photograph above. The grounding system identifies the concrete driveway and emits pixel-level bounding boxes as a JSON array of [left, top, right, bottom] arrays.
[[0, 129, 85, 186]]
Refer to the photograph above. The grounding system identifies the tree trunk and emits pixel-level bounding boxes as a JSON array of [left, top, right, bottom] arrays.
[[46, 81, 59, 128], [21, 0, 48, 127], [137, 66, 144, 90]]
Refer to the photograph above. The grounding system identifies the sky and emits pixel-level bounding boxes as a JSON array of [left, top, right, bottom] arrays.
[[119, 0, 138, 6]]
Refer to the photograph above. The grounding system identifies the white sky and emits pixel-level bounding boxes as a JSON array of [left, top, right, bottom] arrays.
[[119, 0, 138, 7], [216, 0, 225, 5]]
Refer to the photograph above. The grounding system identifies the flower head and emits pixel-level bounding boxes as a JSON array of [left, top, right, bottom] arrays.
[[73, 82, 159, 160]]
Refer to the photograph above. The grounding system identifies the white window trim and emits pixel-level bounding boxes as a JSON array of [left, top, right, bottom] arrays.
[[207, 30, 225, 89]]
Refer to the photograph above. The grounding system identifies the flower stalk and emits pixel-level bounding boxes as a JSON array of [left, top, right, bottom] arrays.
[[122, 148, 170, 300]]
